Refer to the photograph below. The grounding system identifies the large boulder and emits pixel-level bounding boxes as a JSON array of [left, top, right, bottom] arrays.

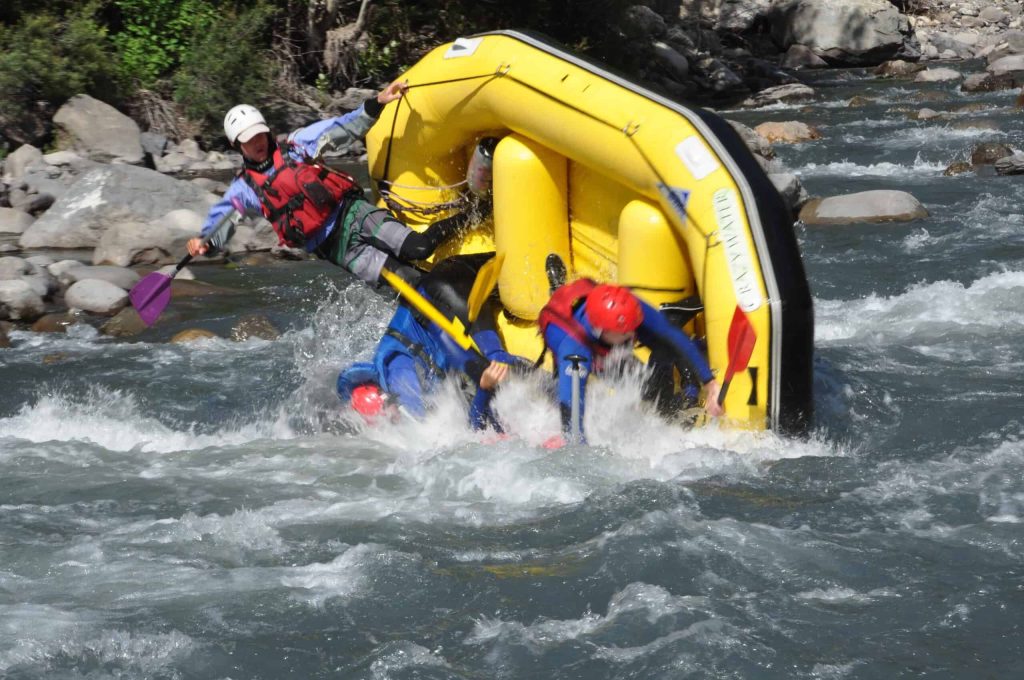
[[64, 279, 129, 315], [93, 209, 204, 267], [770, 0, 911, 66], [799, 190, 928, 225], [52, 94, 144, 165], [19, 165, 218, 250]]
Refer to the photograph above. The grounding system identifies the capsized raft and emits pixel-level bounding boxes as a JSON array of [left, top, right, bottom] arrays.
[[365, 30, 813, 434]]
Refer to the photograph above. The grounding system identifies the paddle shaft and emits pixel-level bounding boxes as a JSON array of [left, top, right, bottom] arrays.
[[567, 354, 585, 443]]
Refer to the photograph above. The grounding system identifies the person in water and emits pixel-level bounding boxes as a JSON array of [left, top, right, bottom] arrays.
[[539, 279, 724, 444], [187, 80, 474, 286], [337, 253, 524, 430]]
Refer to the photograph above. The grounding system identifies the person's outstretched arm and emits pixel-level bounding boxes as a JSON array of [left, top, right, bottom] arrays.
[[635, 299, 724, 417], [302, 79, 408, 158]]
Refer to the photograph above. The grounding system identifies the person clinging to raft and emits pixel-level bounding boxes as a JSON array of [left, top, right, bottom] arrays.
[[539, 280, 723, 445], [187, 80, 476, 286]]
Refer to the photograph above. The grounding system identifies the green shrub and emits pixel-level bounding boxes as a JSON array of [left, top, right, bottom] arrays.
[[0, 7, 124, 141], [111, 0, 218, 87], [172, 1, 278, 142]]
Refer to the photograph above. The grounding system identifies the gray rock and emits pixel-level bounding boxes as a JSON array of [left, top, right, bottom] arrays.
[[769, 172, 810, 211], [782, 44, 829, 69], [771, 0, 910, 66], [48, 259, 86, 280], [140, 131, 169, 160], [0, 279, 45, 320], [717, 0, 776, 32], [652, 42, 689, 80], [20, 165, 218, 249], [799, 190, 929, 225], [43, 151, 84, 167], [995, 151, 1024, 175], [7, 190, 54, 215], [741, 83, 815, 107], [57, 265, 140, 291], [914, 67, 963, 82], [1, 257, 58, 299], [727, 120, 775, 159], [2, 145, 43, 182], [0, 208, 35, 234], [988, 54, 1024, 77], [93, 209, 205, 267], [24, 255, 55, 268], [52, 94, 144, 165], [64, 279, 129, 315], [980, 7, 1009, 25], [872, 59, 929, 77]]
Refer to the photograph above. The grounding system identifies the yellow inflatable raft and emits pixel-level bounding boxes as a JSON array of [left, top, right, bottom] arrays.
[[365, 31, 813, 434]]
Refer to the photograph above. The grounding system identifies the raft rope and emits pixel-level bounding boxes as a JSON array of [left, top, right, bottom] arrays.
[[377, 69, 508, 220]]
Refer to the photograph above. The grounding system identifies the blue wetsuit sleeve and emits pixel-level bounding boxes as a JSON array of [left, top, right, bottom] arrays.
[[468, 387, 503, 432], [635, 299, 714, 384], [200, 180, 262, 253], [383, 352, 426, 418], [287, 104, 378, 158]]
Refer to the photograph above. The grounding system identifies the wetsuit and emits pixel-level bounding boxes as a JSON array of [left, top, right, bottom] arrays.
[[199, 98, 466, 285], [543, 296, 714, 442], [338, 254, 522, 430]]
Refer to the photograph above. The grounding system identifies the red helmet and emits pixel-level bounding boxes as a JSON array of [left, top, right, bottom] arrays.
[[351, 384, 387, 417], [586, 284, 642, 334]]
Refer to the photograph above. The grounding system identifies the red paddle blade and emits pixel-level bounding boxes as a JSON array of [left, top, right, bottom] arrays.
[[718, 306, 757, 406], [727, 307, 756, 373], [129, 272, 173, 326]]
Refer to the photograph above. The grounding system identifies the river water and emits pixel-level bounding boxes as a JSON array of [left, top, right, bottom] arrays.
[[1, 65, 1023, 679]]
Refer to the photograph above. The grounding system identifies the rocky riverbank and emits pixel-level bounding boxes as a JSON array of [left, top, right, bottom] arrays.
[[1, 0, 1023, 345]]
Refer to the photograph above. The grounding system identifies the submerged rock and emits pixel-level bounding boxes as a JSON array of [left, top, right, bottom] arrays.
[[171, 328, 219, 343], [231, 314, 280, 342]]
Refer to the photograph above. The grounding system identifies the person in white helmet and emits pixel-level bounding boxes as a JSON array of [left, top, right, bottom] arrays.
[[187, 80, 474, 285]]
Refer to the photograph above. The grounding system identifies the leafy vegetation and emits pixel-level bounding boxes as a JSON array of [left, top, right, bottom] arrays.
[[111, 0, 218, 86], [172, 2, 278, 141], [0, 0, 642, 146], [0, 6, 123, 142]]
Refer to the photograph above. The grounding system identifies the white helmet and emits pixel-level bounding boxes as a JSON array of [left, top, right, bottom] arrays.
[[224, 104, 270, 145]]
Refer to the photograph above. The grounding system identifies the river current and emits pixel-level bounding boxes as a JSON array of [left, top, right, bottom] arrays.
[[1, 66, 1023, 678]]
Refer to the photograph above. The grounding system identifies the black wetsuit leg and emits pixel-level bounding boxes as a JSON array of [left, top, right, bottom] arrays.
[[396, 210, 474, 261]]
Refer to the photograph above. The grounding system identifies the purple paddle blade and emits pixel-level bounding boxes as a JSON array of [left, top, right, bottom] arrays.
[[129, 272, 173, 326]]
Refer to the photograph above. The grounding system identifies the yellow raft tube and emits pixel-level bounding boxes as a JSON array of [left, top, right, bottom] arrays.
[[365, 31, 813, 434]]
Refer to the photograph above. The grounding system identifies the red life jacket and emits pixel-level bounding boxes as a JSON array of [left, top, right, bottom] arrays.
[[241, 144, 361, 247], [537, 278, 610, 357]]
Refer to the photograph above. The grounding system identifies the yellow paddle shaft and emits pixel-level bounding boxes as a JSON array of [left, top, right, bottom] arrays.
[[380, 268, 482, 355]]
